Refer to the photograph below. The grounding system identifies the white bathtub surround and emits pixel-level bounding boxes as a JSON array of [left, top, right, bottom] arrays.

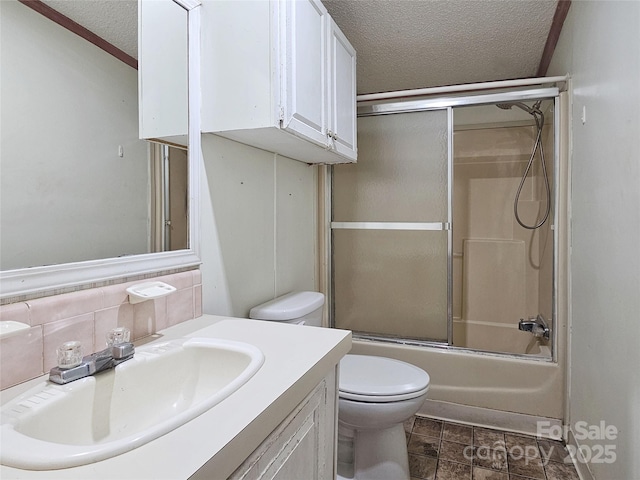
[[0, 270, 202, 390], [452, 122, 555, 356], [462, 239, 526, 324], [0, 316, 351, 479], [452, 319, 550, 356]]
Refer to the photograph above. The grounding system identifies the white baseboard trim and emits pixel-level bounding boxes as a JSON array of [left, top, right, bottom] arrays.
[[566, 428, 595, 480], [418, 399, 563, 439]]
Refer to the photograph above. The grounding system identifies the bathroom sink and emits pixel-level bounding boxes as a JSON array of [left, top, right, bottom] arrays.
[[0, 337, 264, 470]]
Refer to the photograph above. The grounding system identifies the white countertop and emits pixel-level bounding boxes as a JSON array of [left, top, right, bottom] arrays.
[[0, 315, 352, 479]]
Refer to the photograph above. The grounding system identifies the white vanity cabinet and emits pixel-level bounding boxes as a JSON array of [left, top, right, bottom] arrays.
[[227, 369, 338, 480], [0, 317, 351, 480], [200, 0, 357, 164]]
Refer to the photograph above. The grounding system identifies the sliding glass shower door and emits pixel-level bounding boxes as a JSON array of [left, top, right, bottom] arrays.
[[331, 109, 450, 342]]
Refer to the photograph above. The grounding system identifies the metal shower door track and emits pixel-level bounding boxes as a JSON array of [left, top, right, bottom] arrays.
[[357, 87, 559, 116]]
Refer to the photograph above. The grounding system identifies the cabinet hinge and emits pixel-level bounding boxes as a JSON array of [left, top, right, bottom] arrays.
[[279, 106, 285, 125]]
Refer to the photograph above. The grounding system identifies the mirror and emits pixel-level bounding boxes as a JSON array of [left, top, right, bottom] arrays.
[[0, 0, 200, 299]]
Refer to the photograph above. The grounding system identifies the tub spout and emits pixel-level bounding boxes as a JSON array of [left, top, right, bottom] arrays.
[[518, 314, 550, 339]]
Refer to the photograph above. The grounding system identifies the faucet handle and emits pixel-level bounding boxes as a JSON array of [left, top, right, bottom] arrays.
[[106, 327, 131, 346], [56, 341, 83, 369], [106, 327, 134, 361]]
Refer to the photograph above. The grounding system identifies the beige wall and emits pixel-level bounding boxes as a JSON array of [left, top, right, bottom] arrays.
[[199, 134, 318, 317], [548, 1, 640, 478]]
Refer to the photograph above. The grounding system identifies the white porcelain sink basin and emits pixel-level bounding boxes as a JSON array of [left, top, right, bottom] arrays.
[[0, 337, 264, 470]]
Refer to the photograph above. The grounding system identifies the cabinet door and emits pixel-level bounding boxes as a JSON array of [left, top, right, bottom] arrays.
[[138, 0, 188, 142], [328, 19, 357, 161], [280, 0, 329, 148], [228, 369, 337, 480]]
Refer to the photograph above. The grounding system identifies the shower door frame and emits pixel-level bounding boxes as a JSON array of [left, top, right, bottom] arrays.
[[326, 85, 562, 363]]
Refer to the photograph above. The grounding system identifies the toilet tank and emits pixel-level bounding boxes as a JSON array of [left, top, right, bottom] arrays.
[[249, 292, 324, 327]]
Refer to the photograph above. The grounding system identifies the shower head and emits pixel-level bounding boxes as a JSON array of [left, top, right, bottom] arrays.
[[496, 100, 544, 129], [496, 101, 538, 115]]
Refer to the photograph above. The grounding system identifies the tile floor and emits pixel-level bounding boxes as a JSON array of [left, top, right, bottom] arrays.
[[405, 416, 580, 480]]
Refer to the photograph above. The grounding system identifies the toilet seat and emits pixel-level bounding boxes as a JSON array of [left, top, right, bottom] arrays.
[[338, 355, 430, 403]]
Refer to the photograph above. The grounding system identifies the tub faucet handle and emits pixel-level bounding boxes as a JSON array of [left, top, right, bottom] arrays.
[[518, 318, 534, 332]]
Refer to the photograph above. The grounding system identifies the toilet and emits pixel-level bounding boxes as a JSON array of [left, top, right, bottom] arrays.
[[249, 291, 325, 326], [249, 291, 430, 480]]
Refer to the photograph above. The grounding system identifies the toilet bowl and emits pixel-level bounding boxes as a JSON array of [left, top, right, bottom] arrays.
[[337, 354, 430, 480], [249, 292, 430, 480]]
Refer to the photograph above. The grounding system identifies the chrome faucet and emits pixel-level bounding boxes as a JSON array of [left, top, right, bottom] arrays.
[[49, 328, 134, 385], [518, 314, 550, 339]]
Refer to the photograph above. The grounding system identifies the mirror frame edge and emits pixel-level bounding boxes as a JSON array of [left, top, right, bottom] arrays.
[[0, 0, 203, 301]]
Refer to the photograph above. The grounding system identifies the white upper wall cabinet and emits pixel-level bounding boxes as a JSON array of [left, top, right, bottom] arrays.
[[328, 18, 357, 160], [281, 0, 328, 148], [200, 0, 357, 164], [138, 0, 188, 145]]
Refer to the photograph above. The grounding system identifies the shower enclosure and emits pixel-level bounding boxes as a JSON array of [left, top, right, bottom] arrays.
[[330, 87, 559, 359]]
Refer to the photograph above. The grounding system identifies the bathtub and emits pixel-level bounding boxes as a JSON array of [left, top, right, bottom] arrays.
[[349, 336, 563, 423], [452, 318, 551, 356]]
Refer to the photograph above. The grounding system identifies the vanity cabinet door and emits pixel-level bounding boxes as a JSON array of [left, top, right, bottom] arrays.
[[228, 369, 337, 480], [327, 18, 357, 161], [280, 0, 329, 149]]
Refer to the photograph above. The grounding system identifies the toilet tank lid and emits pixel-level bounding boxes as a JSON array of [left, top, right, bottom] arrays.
[[249, 291, 324, 321]]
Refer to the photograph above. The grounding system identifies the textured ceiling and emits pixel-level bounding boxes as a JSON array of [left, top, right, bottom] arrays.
[[323, 0, 558, 94], [39, 0, 558, 95], [41, 0, 138, 59]]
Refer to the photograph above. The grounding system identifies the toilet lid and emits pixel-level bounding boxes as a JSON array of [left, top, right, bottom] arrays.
[[339, 355, 430, 402]]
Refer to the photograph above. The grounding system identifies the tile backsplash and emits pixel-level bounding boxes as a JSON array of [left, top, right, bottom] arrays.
[[0, 270, 202, 390]]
